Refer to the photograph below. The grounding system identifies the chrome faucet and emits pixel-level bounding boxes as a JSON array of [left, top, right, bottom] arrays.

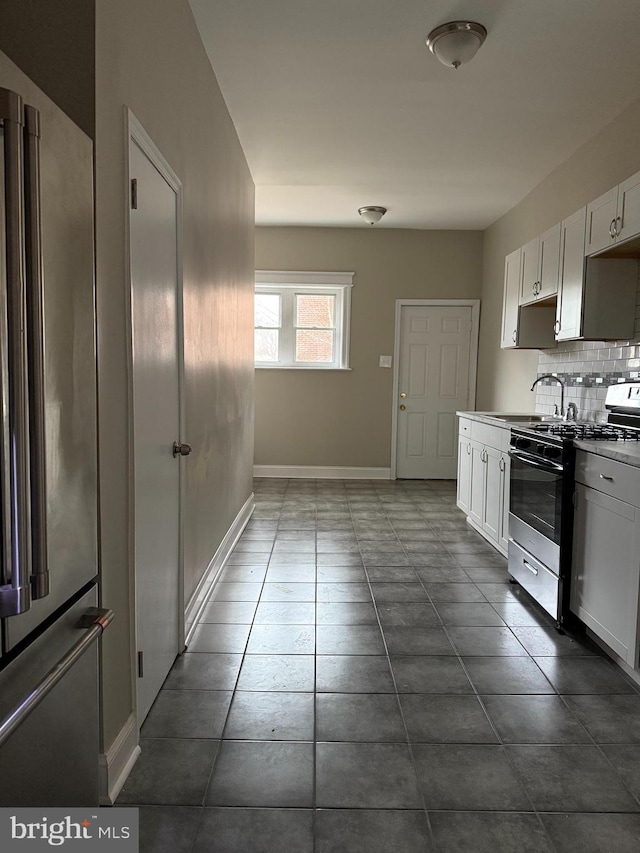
[[531, 374, 565, 419]]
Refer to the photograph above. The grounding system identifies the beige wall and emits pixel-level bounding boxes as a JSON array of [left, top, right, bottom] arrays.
[[478, 96, 640, 411], [96, 0, 254, 750], [255, 227, 483, 468], [0, 0, 95, 138]]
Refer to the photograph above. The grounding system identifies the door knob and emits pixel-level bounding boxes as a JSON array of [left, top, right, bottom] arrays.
[[173, 441, 192, 457], [399, 404, 406, 411], [400, 392, 407, 398]]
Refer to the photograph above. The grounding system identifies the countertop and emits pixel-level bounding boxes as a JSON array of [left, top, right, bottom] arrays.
[[458, 412, 640, 468], [456, 411, 542, 429], [574, 440, 640, 469]]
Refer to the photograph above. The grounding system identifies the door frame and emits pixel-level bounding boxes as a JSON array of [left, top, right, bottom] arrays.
[[124, 109, 186, 722], [390, 299, 480, 480]]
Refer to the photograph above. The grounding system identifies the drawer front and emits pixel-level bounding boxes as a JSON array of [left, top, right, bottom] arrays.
[[508, 538, 560, 621], [471, 421, 505, 449], [575, 451, 640, 507], [459, 417, 471, 436]]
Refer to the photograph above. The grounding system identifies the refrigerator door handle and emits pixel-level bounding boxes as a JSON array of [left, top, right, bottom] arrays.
[[0, 87, 31, 618], [24, 104, 48, 600], [0, 606, 114, 749]]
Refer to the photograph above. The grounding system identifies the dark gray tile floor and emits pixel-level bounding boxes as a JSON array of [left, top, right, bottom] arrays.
[[118, 478, 640, 852]]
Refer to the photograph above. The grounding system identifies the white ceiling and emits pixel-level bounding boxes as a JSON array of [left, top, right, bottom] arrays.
[[190, 0, 640, 230]]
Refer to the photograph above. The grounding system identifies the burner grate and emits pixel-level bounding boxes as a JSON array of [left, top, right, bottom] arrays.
[[534, 422, 640, 441]]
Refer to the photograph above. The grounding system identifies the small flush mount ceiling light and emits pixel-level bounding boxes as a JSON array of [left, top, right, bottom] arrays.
[[426, 21, 487, 70], [358, 206, 387, 226]]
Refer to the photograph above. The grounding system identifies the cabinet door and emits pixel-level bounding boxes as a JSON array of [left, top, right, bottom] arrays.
[[500, 248, 521, 348], [519, 237, 540, 305], [538, 223, 560, 299], [585, 187, 618, 256], [617, 169, 640, 245], [556, 207, 586, 341], [499, 453, 510, 554], [468, 441, 485, 527], [482, 446, 502, 543], [456, 436, 472, 515], [571, 484, 640, 665]]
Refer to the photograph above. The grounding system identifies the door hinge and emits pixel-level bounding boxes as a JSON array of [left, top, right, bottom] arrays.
[[131, 178, 138, 210], [137, 650, 144, 677]]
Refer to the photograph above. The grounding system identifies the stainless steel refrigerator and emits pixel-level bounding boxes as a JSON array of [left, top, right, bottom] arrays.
[[0, 51, 112, 806]]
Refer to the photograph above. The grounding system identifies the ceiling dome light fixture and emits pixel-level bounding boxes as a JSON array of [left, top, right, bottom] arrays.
[[358, 206, 387, 226], [426, 21, 487, 70]]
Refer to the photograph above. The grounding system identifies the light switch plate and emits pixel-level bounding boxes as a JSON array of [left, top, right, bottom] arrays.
[[379, 355, 392, 368]]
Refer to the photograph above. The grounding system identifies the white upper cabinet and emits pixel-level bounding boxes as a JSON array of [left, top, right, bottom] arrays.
[[501, 247, 555, 349], [618, 170, 640, 245], [538, 224, 561, 301], [585, 169, 640, 256], [519, 224, 560, 306], [500, 247, 521, 348], [519, 237, 540, 305], [556, 205, 637, 342], [585, 187, 618, 256], [555, 207, 586, 341]]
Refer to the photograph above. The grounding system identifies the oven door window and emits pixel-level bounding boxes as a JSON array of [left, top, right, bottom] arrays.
[[509, 454, 563, 544]]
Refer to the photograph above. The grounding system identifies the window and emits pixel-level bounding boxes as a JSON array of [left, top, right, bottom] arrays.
[[255, 271, 353, 369]]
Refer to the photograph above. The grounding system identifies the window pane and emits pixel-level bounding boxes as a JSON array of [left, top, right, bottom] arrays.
[[295, 329, 334, 363], [296, 294, 334, 328], [255, 329, 279, 362], [255, 293, 281, 328]]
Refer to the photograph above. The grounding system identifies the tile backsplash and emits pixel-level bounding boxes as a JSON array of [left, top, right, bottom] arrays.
[[534, 264, 640, 422]]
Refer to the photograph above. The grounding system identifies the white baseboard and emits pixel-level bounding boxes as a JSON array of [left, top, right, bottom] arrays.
[[99, 713, 140, 805], [184, 493, 255, 644], [253, 465, 391, 480]]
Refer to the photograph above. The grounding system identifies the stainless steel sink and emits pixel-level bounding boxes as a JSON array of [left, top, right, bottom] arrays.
[[493, 414, 546, 422]]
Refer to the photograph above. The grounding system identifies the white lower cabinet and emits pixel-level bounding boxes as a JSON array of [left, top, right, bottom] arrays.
[[456, 418, 510, 556], [571, 453, 640, 667], [456, 433, 472, 516], [499, 454, 511, 554], [482, 445, 503, 542]]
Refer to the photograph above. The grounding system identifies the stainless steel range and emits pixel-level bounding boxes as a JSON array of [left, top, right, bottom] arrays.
[[508, 382, 640, 625]]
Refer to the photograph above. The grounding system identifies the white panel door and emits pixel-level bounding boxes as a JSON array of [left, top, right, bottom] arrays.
[[396, 305, 473, 479], [130, 137, 182, 725]]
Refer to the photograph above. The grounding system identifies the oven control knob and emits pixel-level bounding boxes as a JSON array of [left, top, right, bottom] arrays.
[[544, 446, 561, 461]]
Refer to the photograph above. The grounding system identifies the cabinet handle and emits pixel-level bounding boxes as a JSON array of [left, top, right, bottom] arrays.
[[499, 457, 505, 472], [522, 560, 539, 577], [466, 443, 471, 455], [609, 218, 616, 239], [512, 330, 517, 343], [554, 320, 560, 335], [616, 215, 622, 236], [599, 473, 614, 481]]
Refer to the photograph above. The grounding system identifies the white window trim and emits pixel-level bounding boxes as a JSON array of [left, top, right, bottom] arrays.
[[255, 271, 354, 370]]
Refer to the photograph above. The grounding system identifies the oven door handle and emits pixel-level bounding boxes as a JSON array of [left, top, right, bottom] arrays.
[[508, 449, 565, 474]]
